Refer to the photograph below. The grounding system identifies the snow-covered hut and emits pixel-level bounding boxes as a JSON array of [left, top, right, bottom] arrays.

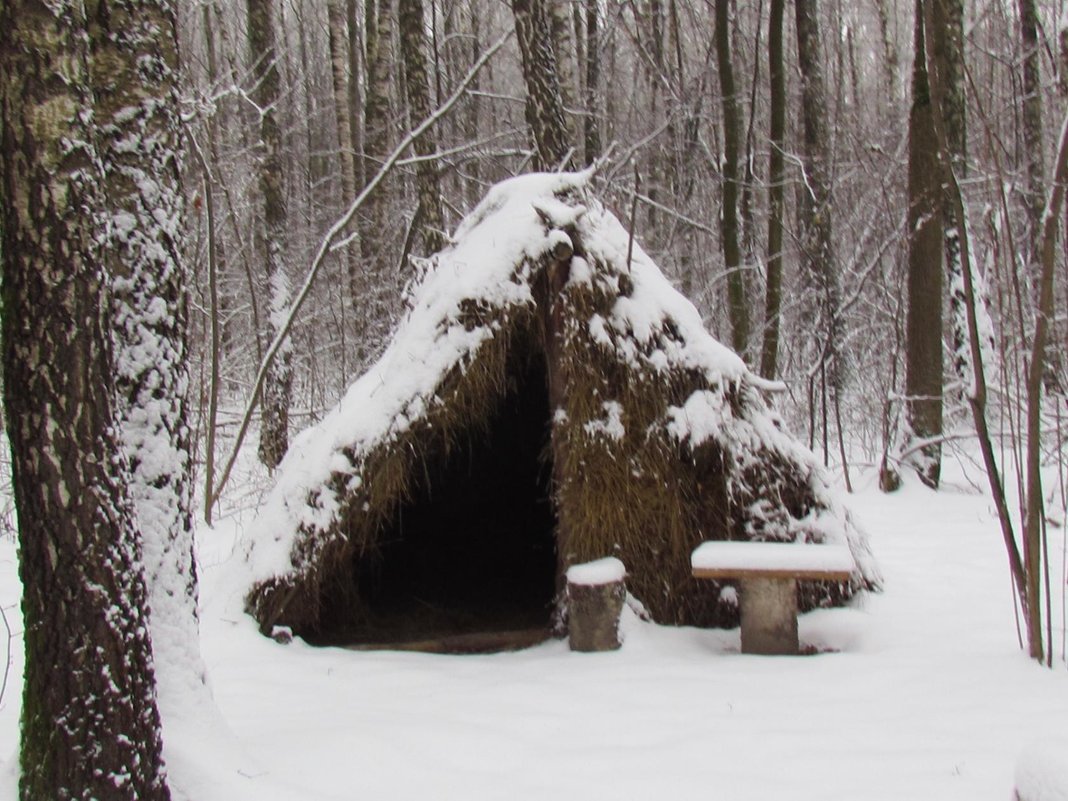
[[244, 171, 878, 648]]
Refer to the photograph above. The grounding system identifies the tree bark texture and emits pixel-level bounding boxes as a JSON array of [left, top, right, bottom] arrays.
[[324, 7, 358, 211], [929, 0, 970, 390], [362, 0, 394, 240], [247, 0, 293, 468], [328, 0, 362, 294], [714, 0, 750, 358], [89, 0, 206, 703], [904, 0, 944, 489], [512, 0, 574, 170], [346, 0, 365, 188], [583, 0, 601, 165], [0, 5, 170, 798], [548, 0, 577, 137], [1017, 0, 1046, 267], [760, 0, 786, 379], [794, 0, 841, 379], [399, 0, 446, 254], [875, 0, 900, 100]]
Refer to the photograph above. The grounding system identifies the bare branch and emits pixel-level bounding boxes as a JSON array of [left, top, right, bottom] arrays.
[[208, 31, 513, 506]]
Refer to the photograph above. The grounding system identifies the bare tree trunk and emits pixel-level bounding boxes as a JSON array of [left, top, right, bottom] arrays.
[[549, 0, 577, 128], [794, 0, 841, 380], [292, 3, 326, 192], [361, 0, 394, 284], [463, 4, 484, 204], [247, 0, 293, 468], [760, 0, 786, 379], [327, 0, 363, 314], [0, 5, 170, 798], [875, 0, 899, 100], [201, 1, 235, 358], [904, 0, 944, 489], [740, 0, 763, 273], [583, 0, 602, 165], [347, 0, 366, 189], [326, 2, 357, 183], [930, 0, 969, 392], [365, 0, 395, 185], [714, 0, 751, 358], [1060, 17, 1068, 97], [512, 0, 574, 170], [1017, 0, 1046, 268], [399, 0, 446, 253]]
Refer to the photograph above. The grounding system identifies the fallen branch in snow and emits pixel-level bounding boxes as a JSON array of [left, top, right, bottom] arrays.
[[207, 31, 512, 509]]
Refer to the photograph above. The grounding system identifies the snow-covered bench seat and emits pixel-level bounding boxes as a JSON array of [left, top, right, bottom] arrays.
[[691, 541, 855, 655]]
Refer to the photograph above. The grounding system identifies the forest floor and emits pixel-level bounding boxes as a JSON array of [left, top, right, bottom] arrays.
[[0, 453, 1066, 799]]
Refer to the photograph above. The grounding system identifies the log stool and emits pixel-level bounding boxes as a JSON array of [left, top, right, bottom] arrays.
[[566, 557, 626, 652]]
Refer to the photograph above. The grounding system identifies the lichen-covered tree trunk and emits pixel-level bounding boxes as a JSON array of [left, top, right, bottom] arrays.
[[399, 0, 446, 254], [0, 5, 170, 799], [904, 0, 944, 489], [794, 0, 841, 377], [247, 0, 293, 468], [714, 0, 750, 358], [760, 0, 786, 379], [512, 0, 573, 170], [89, 0, 207, 704]]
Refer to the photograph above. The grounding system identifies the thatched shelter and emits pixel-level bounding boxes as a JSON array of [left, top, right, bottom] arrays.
[[244, 171, 878, 648]]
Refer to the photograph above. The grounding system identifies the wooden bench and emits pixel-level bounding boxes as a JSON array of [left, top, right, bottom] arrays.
[[691, 541, 855, 655]]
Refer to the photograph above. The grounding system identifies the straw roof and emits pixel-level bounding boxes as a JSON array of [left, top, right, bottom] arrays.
[[244, 170, 879, 639]]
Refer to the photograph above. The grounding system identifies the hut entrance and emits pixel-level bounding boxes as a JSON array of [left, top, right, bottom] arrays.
[[315, 350, 558, 652]]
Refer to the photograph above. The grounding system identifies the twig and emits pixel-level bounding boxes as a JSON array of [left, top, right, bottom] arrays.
[[626, 163, 640, 273], [0, 604, 11, 709]]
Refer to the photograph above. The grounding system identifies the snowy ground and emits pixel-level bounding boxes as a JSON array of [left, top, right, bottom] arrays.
[[0, 456, 1066, 799]]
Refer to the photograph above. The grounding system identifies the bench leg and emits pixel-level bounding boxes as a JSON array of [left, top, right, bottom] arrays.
[[739, 577, 798, 655]]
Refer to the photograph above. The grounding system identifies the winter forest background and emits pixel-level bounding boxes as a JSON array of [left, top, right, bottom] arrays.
[[2, 0, 1068, 798]]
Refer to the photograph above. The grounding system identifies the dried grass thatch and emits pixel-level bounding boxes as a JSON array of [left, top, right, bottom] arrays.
[[244, 171, 879, 643]]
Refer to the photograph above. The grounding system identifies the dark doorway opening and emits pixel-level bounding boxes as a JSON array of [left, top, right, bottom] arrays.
[[313, 350, 557, 652]]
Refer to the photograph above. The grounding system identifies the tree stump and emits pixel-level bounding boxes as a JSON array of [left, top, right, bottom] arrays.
[[739, 577, 799, 655], [566, 557, 626, 652]]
